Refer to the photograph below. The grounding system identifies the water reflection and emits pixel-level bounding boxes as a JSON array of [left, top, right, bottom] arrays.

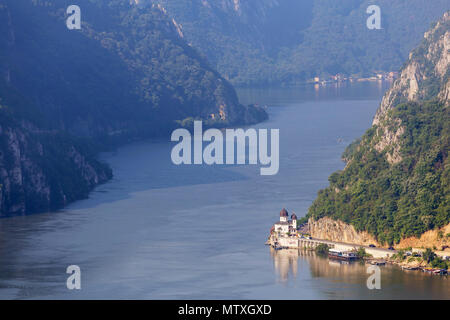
[[1, 83, 448, 299], [270, 248, 299, 282], [271, 248, 359, 282], [270, 248, 450, 299]]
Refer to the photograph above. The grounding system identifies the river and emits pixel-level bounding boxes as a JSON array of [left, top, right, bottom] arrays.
[[0, 82, 448, 299]]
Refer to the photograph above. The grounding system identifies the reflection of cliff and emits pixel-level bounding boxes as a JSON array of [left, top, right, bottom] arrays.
[[271, 248, 323, 282], [271, 248, 368, 286], [271, 247, 371, 284], [273, 250, 378, 299]]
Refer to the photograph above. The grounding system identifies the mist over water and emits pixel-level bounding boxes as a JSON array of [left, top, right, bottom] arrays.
[[0, 82, 448, 299]]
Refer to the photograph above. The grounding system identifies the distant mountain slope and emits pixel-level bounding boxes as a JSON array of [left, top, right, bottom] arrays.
[[0, 0, 266, 215], [149, 0, 315, 85], [307, 12, 449, 246], [151, 0, 449, 86], [0, 110, 112, 215], [1, 0, 266, 139]]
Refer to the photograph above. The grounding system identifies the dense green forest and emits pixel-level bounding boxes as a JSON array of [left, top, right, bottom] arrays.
[[307, 13, 449, 245], [0, 0, 266, 215], [152, 0, 449, 86]]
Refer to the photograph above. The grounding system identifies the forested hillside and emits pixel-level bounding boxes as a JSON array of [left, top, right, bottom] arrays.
[[307, 12, 450, 245], [151, 0, 449, 86], [0, 0, 266, 215]]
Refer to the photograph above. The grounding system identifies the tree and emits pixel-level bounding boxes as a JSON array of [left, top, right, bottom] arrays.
[[423, 248, 436, 263], [356, 247, 371, 259], [315, 243, 330, 255]]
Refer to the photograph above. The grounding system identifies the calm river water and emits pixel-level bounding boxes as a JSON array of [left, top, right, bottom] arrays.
[[0, 82, 448, 299]]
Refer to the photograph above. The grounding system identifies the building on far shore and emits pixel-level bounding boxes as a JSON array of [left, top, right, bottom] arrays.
[[273, 208, 297, 235]]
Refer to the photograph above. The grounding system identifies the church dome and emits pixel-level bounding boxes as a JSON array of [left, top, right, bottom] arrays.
[[280, 208, 288, 217], [291, 213, 297, 220]]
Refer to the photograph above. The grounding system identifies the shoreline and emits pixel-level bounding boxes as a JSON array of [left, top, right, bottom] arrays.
[[234, 75, 396, 89], [267, 232, 449, 277]]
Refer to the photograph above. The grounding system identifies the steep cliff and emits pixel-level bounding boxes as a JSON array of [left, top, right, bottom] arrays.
[[308, 217, 380, 246], [307, 12, 449, 247], [0, 112, 111, 215], [374, 12, 450, 125], [1, 0, 266, 139], [0, 0, 266, 215]]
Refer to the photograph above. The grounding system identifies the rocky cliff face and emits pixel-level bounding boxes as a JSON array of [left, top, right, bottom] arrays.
[[308, 217, 380, 247], [0, 119, 111, 215], [397, 223, 450, 250], [307, 12, 449, 246], [309, 217, 450, 250], [0, 0, 266, 215], [374, 12, 450, 125]]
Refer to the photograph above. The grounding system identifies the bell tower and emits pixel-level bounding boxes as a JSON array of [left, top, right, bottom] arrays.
[[291, 214, 298, 230], [279, 208, 288, 222]]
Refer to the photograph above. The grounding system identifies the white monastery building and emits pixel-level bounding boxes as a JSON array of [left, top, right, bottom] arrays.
[[273, 208, 297, 235]]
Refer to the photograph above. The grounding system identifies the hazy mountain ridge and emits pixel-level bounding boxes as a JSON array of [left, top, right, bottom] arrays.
[[150, 0, 314, 85], [0, 0, 266, 215], [307, 12, 449, 245], [375, 13, 450, 125], [151, 0, 449, 86]]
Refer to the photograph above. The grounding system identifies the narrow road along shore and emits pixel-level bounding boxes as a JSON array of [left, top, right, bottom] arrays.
[[310, 238, 396, 259]]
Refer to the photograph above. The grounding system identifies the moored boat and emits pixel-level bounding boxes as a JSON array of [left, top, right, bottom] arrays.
[[401, 266, 419, 271], [432, 269, 447, 275], [328, 249, 358, 261], [422, 268, 447, 275]]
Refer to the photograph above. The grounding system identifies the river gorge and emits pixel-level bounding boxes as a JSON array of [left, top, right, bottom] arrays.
[[0, 82, 448, 299]]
